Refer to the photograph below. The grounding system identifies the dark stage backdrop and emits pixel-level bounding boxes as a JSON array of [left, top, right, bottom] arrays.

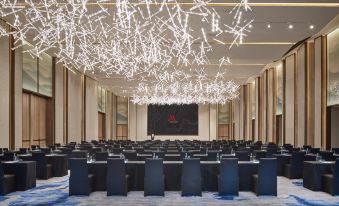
[[147, 104, 198, 135]]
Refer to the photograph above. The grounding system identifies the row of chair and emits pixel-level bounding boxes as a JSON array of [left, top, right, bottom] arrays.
[[69, 158, 277, 196]]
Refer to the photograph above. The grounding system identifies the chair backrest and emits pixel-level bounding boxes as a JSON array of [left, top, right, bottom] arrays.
[[310, 148, 320, 154], [258, 158, 277, 179], [95, 152, 108, 161], [220, 158, 238, 177], [235, 151, 249, 161], [319, 151, 334, 161], [69, 158, 89, 195], [332, 148, 339, 154], [0, 163, 4, 178], [107, 158, 125, 179], [40, 147, 51, 154], [18, 148, 29, 154], [254, 151, 266, 160], [3, 152, 15, 161], [222, 147, 232, 154], [291, 151, 305, 166], [145, 158, 163, 178], [334, 159, 339, 180], [266, 147, 278, 158], [123, 151, 137, 160], [207, 151, 219, 160], [32, 152, 48, 170], [71, 150, 88, 158], [182, 158, 200, 177]]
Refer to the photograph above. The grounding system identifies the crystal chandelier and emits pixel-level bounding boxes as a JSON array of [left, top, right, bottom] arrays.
[[0, 0, 253, 104]]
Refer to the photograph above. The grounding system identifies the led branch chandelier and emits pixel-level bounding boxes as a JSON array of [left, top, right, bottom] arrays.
[[0, 0, 253, 105]]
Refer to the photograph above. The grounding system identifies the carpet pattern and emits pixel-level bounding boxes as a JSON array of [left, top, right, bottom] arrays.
[[0, 176, 338, 206]]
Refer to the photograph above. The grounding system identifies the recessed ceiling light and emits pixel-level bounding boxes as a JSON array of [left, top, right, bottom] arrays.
[[249, 24, 253, 28], [309, 25, 314, 29], [267, 24, 271, 29], [288, 24, 293, 29]]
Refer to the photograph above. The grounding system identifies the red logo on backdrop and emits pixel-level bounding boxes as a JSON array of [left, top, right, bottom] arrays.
[[168, 114, 178, 124]]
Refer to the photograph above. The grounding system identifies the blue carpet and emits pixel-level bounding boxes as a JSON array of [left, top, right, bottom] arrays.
[[0, 176, 338, 206], [288, 195, 339, 206]]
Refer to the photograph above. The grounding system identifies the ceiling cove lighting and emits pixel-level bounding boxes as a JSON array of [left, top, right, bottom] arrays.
[[0, 0, 253, 105]]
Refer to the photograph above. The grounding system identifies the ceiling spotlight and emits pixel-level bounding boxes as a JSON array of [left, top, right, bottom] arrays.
[[309, 25, 314, 29], [288, 24, 293, 29], [249, 24, 253, 28], [267, 24, 271, 29]]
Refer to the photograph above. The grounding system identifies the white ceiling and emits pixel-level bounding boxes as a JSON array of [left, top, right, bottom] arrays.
[[96, 0, 339, 96]]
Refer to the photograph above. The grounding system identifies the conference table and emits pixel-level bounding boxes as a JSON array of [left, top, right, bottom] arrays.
[[87, 160, 259, 192], [18, 154, 68, 177], [303, 161, 335, 191], [2, 161, 36, 190]]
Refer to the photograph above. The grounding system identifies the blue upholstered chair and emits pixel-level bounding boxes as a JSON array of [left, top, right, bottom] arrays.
[[32, 152, 52, 179], [107, 158, 129, 196], [252, 158, 277, 196], [218, 158, 239, 195], [0, 163, 15, 195], [69, 158, 94, 196], [322, 159, 339, 196], [181, 158, 201, 196], [284, 151, 305, 179], [144, 158, 164, 196]]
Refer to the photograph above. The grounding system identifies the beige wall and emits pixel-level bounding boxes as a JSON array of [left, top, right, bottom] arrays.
[[314, 38, 322, 148], [105, 91, 113, 140], [233, 98, 241, 140], [0, 35, 10, 148], [296, 45, 306, 147], [262, 72, 267, 142], [54, 61, 64, 144], [129, 104, 217, 141], [14, 47, 23, 149], [67, 71, 82, 143], [128, 100, 137, 141], [285, 55, 295, 145], [254, 78, 260, 141], [267, 69, 274, 142], [85, 77, 98, 141]]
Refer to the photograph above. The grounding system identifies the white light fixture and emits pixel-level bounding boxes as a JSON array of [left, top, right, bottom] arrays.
[[267, 23, 271, 29], [0, 0, 253, 104], [288, 24, 294, 29], [309, 25, 314, 29], [249, 24, 253, 28]]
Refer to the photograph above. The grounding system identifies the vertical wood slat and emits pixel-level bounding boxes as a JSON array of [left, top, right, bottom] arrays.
[[321, 36, 328, 149], [63, 67, 68, 144], [282, 60, 286, 145], [9, 29, 15, 150], [307, 42, 315, 146]]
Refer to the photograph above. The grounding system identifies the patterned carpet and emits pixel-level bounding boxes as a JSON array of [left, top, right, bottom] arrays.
[[0, 175, 338, 206]]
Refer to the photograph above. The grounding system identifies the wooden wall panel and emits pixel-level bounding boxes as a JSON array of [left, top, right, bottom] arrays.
[[22, 92, 51, 147], [98, 112, 106, 140], [267, 69, 274, 143], [218, 124, 229, 140], [117, 124, 128, 140], [22, 93, 30, 148]]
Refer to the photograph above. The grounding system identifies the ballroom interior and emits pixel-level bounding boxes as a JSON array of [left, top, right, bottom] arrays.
[[0, 0, 339, 205]]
